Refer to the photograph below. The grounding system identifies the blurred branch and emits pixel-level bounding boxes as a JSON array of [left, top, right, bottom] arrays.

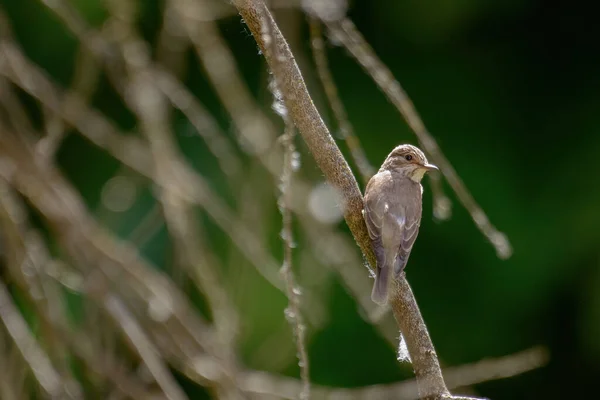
[[270, 37, 311, 398], [176, 0, 277, 157], [152, 67, 243, 181], [0, 131, 219, 360], [0, 330, 25, 400], [102, 295, 188, 400], [37, 44, 100, 161], [325, 18, 511, 259], [298, 217, 397, 340], [0, 185, 84, 398], [278, 127, 310, 399], [156, 0, 189, 76], [35, 0, 242, 181], [0, 37, 284, 292], [240, 346, 548, 400], [0, 182, 161, 398], [103, 2, 243, 397], [308, 18, 375, 185], [429, 171, 453, 221], [0, 280, 67, 398], [231, 1, 480, 399]]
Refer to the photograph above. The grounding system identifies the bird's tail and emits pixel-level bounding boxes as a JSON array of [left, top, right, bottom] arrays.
[[371, 264, 391, 305]]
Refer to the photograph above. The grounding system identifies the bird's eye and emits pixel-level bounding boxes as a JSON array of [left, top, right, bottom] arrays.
[[404, 154, 413, 161]]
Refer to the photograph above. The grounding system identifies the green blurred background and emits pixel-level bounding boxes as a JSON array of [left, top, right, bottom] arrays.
[[2, 0, 600, 399]]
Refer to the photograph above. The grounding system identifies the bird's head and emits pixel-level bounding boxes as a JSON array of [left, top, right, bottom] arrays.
[[380, 144, 438, 182]]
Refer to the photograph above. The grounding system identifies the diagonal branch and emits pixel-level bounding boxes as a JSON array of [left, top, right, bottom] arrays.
[[308, 17, 375, 185], [0, 280, 67, 398], [239, 346, 547, 400], [269, 36, 311, 399]]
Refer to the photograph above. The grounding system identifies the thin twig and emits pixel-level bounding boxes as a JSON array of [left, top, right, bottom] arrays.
[[429, 171, 453, 221], [156, 0, 189, 76], [152, 67, 243, 181], [0, 330, 23, 400], [161, 343, 546, 400], [37, 45, 100, 161], [0, 280, 65, 398], [101, 294, 188, 400], [0, 182, 84, 398], [308, 18, 375, 185], [239, 346, 547, 400], [278, 127, 311, 399], [269, 39, 311, 400], [126, 204, 165, 247], [326, 18, 512, 259]]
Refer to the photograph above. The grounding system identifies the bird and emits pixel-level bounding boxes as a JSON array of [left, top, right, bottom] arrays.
[[363, 144, 438, 305]]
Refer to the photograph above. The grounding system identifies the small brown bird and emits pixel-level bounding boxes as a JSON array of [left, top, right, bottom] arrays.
[[363, 144, 438, 304]]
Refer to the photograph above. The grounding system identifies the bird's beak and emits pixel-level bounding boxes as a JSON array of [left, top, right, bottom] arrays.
[[422, 163, 439, 172]]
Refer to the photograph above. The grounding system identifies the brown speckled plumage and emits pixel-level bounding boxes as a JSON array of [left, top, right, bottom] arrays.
[[363, 145, 437, 304]]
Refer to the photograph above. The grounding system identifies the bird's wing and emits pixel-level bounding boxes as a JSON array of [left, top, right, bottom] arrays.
[[363, 189, 387, 268], [393, 201, 421, 275], [364, 182, 401, 304], [364, 176, 406, 270], [364, 175, 421, 276]]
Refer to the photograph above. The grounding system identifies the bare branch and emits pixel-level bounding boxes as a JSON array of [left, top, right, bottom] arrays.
[[308, 18, 375, 185], [102, 295, 188, 400], [0, 280, 66, 398], [0, 184, 84, 398], [0, 330, 25, 400], [272, 76, 311, 400], [38, 45, 100, 161], [265, 10, 311, 396], [429, 171, 453, 221], [239, 346, 547, 400], [389, 276, 451, 398], [278, 125, 311, 400]]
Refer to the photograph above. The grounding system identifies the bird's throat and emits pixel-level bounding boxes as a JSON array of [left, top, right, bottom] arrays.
[[410, 168, 427, 182]]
